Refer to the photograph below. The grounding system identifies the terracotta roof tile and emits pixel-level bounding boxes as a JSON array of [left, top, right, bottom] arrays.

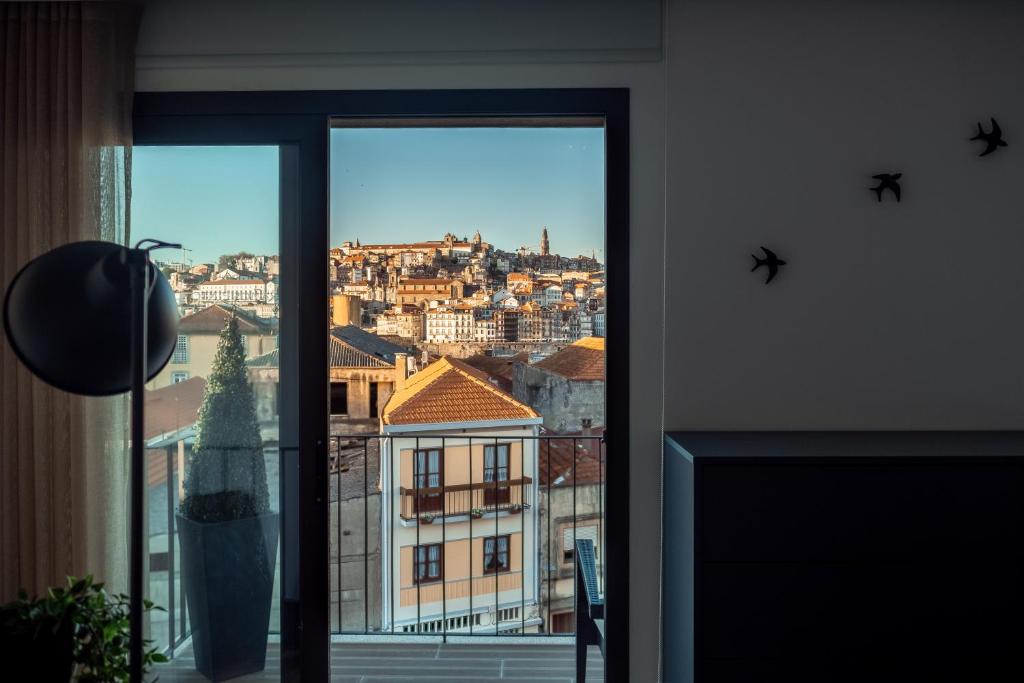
[[533, 337, 604, 381], [144, 377, 206, 441], [382, 357, 539, 426], [538, 429, 605, 487], [461, 353, 529, 393]]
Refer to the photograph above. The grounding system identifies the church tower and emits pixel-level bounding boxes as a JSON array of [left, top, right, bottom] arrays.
[[540, 227, 550, 256]]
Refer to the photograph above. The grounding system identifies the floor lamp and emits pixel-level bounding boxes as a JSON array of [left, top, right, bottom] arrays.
[[3, 239, 181, 683]]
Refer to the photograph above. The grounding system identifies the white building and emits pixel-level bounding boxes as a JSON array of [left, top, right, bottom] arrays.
[[193, 278, 271, 305], [379, 357, 543, 633], [425, 305, 475, 343]]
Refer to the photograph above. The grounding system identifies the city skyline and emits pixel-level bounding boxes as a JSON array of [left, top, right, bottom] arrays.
[[133, 126, 605, 267]]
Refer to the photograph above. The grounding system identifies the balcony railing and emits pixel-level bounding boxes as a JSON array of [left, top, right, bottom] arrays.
[[146, 433, 604, 658], [398, 477, 533, 520]]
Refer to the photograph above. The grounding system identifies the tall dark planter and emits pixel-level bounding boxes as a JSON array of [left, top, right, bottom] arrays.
[[177, 512, 279, 682]]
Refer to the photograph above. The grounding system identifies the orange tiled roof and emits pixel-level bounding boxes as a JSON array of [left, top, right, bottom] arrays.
[[538, 428, 605, 487], [534, 337, 605, 381], [382, 357, 539, 426], [144, 377, 206, 441], [461, 352, 529, 393]]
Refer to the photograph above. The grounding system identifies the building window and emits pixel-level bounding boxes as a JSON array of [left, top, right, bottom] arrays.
[[171, 371, 189, 384], [414, 543, 443, 584], [414, 448, 443, 513], [329, 382, 348, 415], [172, 335, 188, 363], [239, 334, 248, 353], [562, 524, 600, 564], [484, 444, 509, 482], [484, 443, 510, 506], [483, 535, 510, 574]]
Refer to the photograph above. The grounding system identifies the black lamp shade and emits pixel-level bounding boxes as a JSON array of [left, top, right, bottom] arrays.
[[3, 241, 179, 396]]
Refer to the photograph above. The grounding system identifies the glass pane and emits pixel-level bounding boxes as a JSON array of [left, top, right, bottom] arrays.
[[330, 122, 605, 680], [136, 145, 282, 681]]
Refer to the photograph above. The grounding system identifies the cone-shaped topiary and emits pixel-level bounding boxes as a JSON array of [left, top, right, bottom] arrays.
[[181, 315, 269, 523]]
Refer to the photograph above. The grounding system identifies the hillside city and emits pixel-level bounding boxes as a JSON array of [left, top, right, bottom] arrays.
[[156, 227, 605, 354], [145, 227, 606, 640]]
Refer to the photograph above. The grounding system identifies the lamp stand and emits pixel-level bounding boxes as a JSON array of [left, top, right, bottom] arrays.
[[127, 248, 150, 683]]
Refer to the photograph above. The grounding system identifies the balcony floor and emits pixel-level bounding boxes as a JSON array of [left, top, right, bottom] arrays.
[[155, 640, 605, 682]]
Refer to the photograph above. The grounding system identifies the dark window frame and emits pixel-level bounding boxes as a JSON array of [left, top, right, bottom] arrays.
[[413, 543, 444, 584], [135, 88, 630, 683], [483, 535, 511, 574], [329, 381, 348, 415]]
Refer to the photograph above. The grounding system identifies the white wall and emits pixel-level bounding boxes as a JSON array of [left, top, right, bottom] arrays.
[[137, 1, 666, 680], [664, 0, 1024, 430]]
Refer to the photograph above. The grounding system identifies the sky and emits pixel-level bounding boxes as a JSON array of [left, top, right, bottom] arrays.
[[132, 126, 605, 266]]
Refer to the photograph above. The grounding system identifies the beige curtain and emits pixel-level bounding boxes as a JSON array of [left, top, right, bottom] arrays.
[[0, 2, 141, 599]]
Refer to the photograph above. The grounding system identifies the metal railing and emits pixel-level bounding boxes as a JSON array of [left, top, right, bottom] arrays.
[[330, 433, 604, 638], [148, 433, 604, 654]]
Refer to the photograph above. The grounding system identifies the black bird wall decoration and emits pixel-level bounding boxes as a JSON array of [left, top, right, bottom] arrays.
[[751, 246, 786, 284], [870, 173, 902, 202], [970, 118, 1008, 157]]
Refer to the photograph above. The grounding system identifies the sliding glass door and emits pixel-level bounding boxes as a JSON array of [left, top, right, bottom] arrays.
[[134, 90, 628, 683]]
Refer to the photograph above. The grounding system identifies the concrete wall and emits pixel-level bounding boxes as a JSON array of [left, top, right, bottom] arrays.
[[513, 363, 606, 432]]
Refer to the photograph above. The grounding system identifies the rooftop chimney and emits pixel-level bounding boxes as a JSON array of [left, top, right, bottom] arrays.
[[394, 352, 409, 391], [581, 417, 593, 436]]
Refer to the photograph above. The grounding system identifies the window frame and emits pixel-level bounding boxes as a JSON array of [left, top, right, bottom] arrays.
[[483, 535, 511, 574], [172, 334, 188, 364], [329, 381, 348, 415], [135, 88, 630, 683], [413, 543, 444, 585]]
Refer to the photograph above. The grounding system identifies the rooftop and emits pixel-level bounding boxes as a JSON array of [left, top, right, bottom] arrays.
[[177, 303, 276, 334], [247, 327, 409, 370], [462, 352, 530, 393], [539, 429, 605, 487], [382, 357, 540, 426], [533, 337, 605, 382], [144, 377, 206, 441]]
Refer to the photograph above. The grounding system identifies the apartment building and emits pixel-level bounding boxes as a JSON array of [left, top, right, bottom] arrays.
[[379, 357, 543, 633]]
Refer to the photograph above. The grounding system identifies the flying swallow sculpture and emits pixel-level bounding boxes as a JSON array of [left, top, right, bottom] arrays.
[[751, 246, 786, 284], [970, 118, 1008, 157], [870, 173, 902, 202]]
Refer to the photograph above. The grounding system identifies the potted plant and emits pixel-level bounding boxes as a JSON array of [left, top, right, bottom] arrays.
[[419, 513, 436, 524], [0, 575, 166, 682], [469, 508, 485, 519], [177, 317, 279, 682], [508, 503, 523, 515]]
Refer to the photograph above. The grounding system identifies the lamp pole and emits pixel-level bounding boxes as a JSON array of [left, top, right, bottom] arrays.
[[127, 247, 150, 683]]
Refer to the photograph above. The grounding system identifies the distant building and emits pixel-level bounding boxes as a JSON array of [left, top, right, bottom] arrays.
[[379, 357, 543, 634], [246, 325, 415, 432], [194, 278, 275, 305], [396, 278, 465, 308], [540, 227, 550, 256], [150, 304, 277, 390], [513, 337, 605, 432], [376, 305, 425, 342]]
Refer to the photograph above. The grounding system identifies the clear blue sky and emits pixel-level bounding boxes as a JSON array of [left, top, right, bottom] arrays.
[[132, 127, 605, 266]]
